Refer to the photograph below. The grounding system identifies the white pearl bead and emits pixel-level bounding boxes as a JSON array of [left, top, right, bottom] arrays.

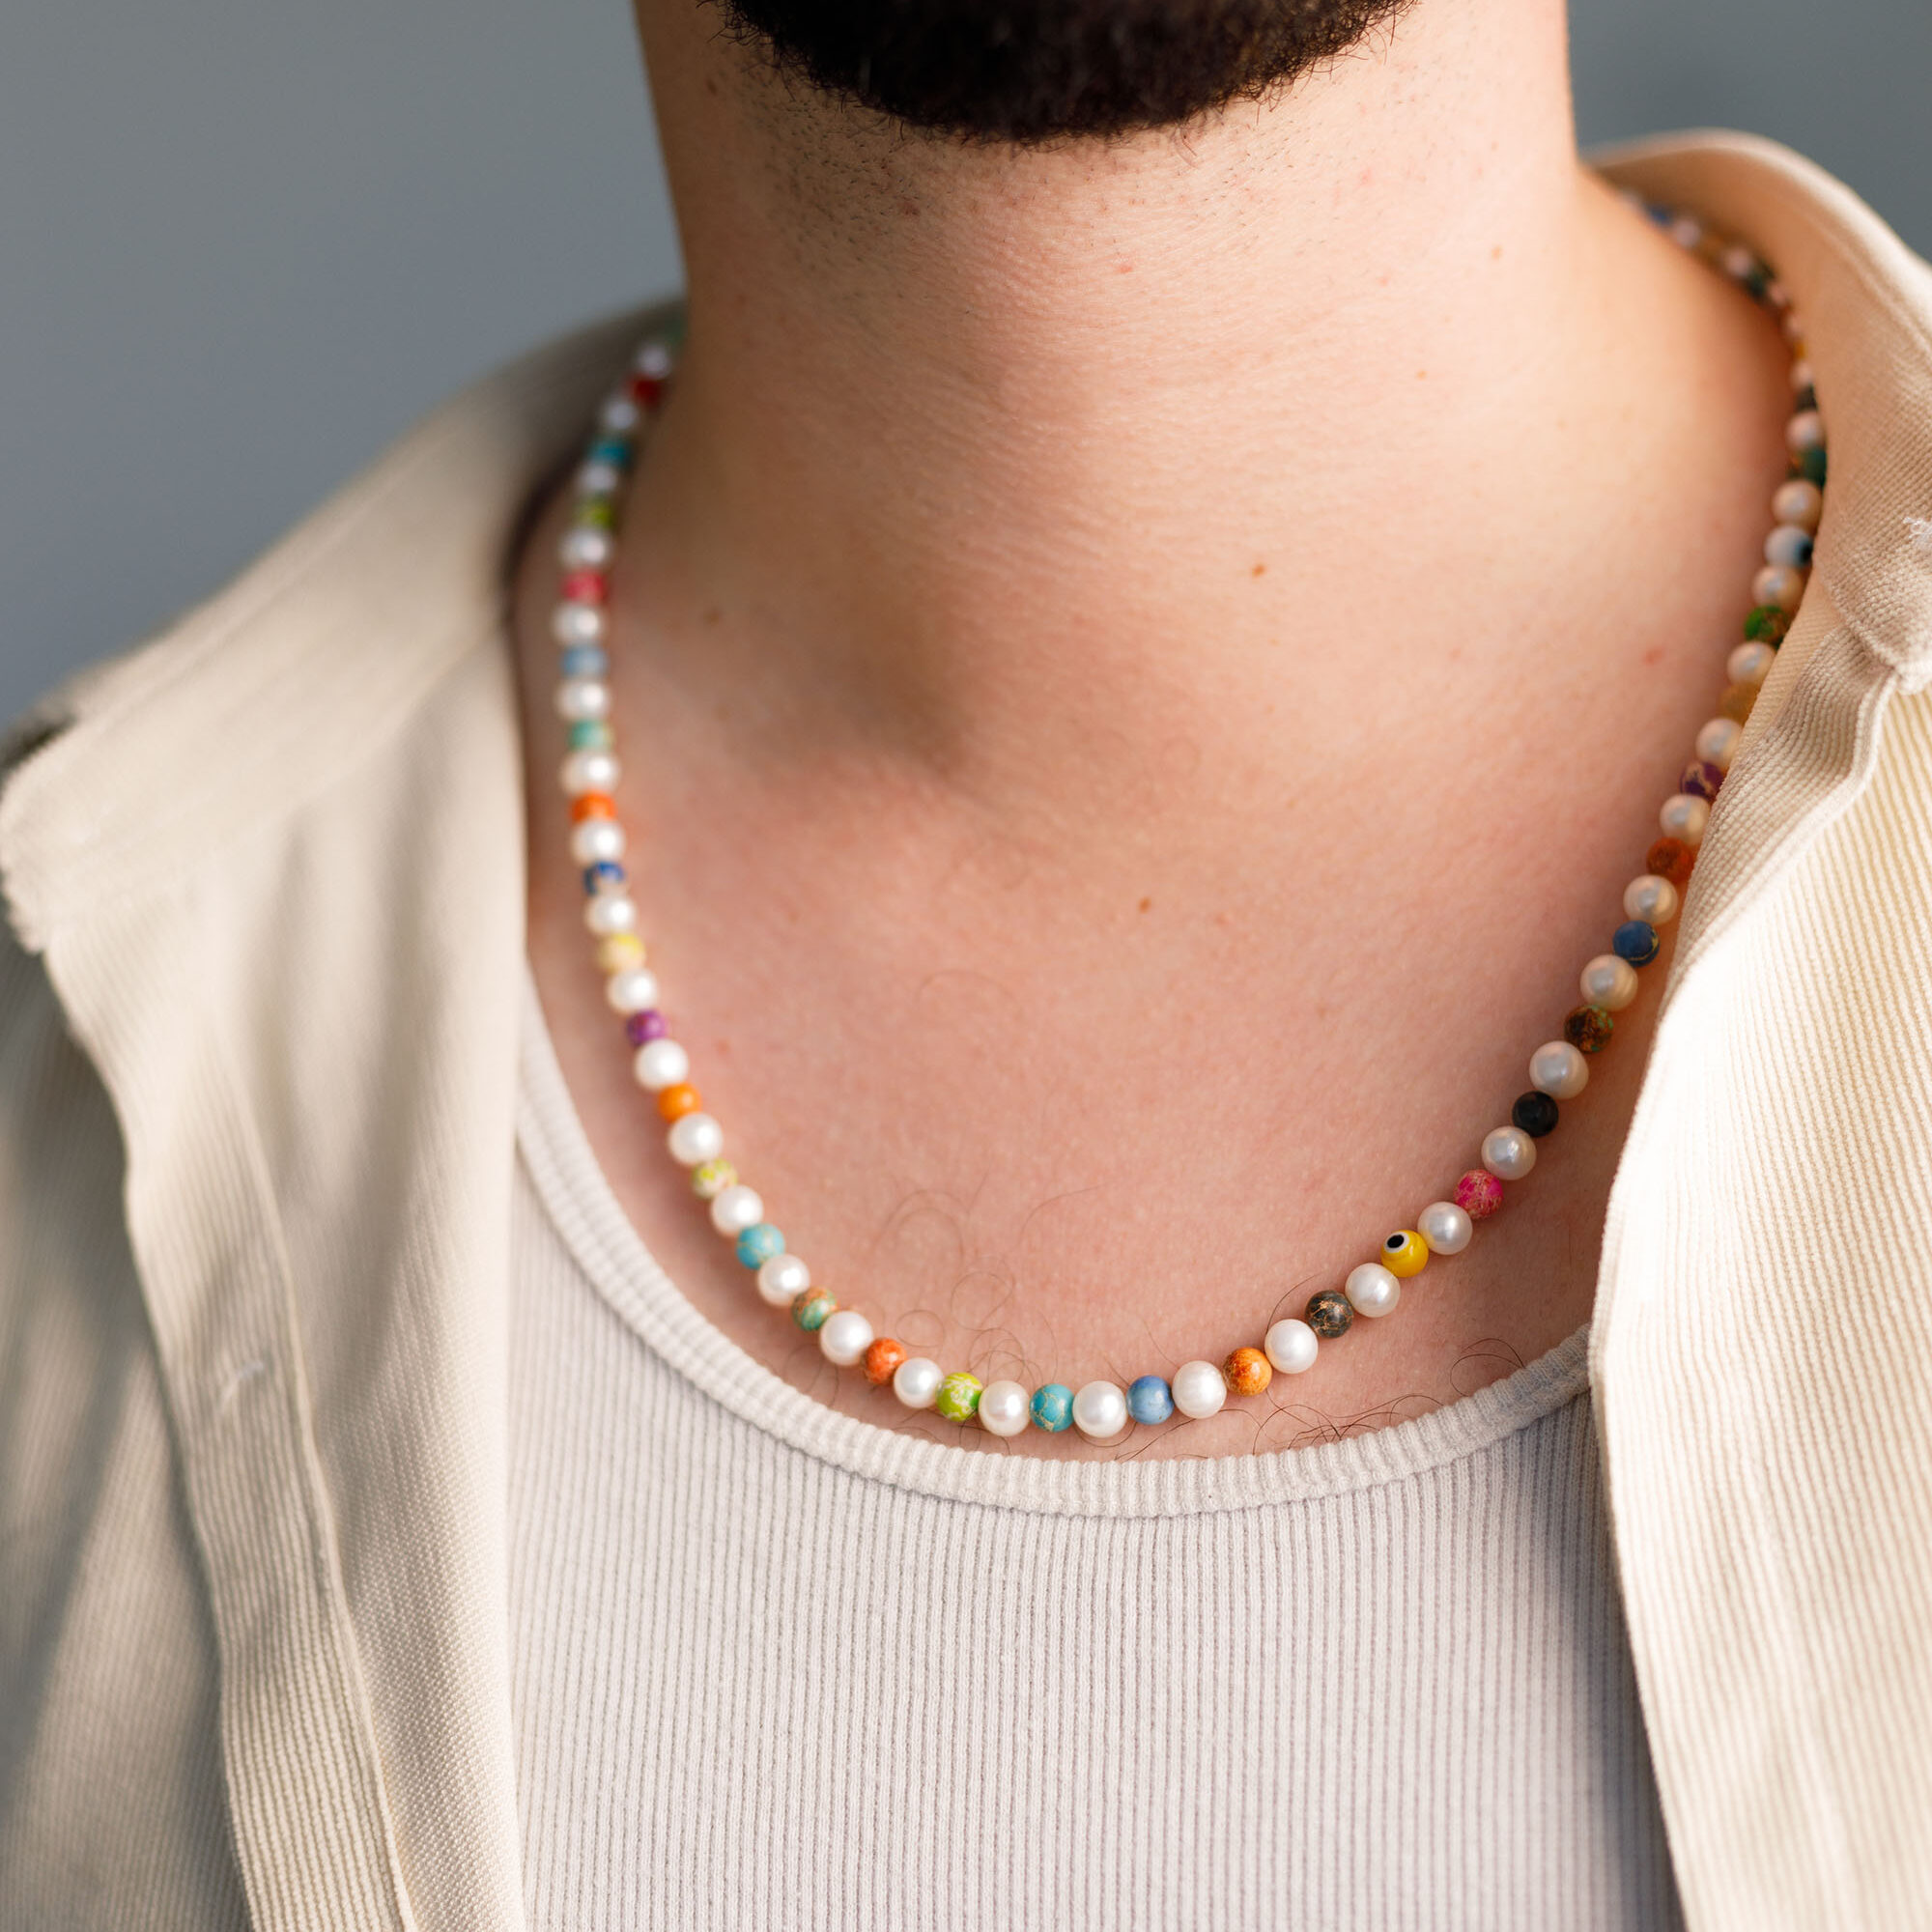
[[1481, 1125, 1537, 1180], [599, 394, 640, 433], [1695, 717, 1742, 771], [894, 1356, 942, 1409], [559, 525, 614, 571], [1580, 952, 1640, 1011], [1785, 408, 1824, 453], [978, 1379, 1032, 1436], [1416, 1200, 1473, 1256], [667, 1112, 724, 1166], [1773, 477, 1823, 530], [709, 1183, 764, 1236], [1345, 1262, 1401, 1318], [1781, 309, 1806, 346], [1623, 873, 1679, 925], [1072, 1380, 1130, 1440], [1170, 1359, 1228, 1419], [577, 461, 623, 498], [552, 601, 609, 647], [559, 748, 620, 796], [1719, 242, 1757, 282], [1751, 565, 1805, 611], [1788, 355, 1812, 391], [1529, 1038, 1589, 1099], [554, 677, 611, 724], [1667, 214, 1703, 250], [636, 340, 673, 378], [1727, 641, 1776, 688], [604, 967, 660, 1014], [583, 894, 638, 937], [1764, 525, 1814, 569], [1264, 1318, 1320, 1375], [1659, 793, 1711, 845], [632, 1037, 690, 1091], [570, 818, 626, 867], [819, 1309, 873, 1367], [756, 1251, 810, 1307]]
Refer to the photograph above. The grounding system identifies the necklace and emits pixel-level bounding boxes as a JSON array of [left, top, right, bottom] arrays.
[[547, 201, 1824, 1444]]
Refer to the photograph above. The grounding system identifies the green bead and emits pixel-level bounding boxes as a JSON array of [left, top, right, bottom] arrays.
[[792, 1288, 837, 1332], [1796, 445, 1827, 487], [575, 498, 616, 529], [1743, 604, 1793, 645], [935, 1371, 982, 1422], [568, 719, 614, 750]]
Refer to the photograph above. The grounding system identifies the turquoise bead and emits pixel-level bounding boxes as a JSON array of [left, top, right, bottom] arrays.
[[1030, 1383, 1075, 1433], [736, 1223, 785, 1268], [587, 437, 632, 469], [567, 720, 613, 751], [559, 644, 609, 679], [1127, 1376, 1174, 1425]]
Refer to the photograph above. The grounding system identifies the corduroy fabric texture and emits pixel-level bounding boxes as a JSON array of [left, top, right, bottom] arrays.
[[508, 977, 1682, 1931], [3, 134, 1932, 1930]]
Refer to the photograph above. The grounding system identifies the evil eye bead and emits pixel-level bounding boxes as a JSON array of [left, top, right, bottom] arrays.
[[1380, 1230, 1429, 1277]]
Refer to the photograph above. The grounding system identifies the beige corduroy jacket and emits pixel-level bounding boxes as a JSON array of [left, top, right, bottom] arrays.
[[5, 133, 1932, 1931]]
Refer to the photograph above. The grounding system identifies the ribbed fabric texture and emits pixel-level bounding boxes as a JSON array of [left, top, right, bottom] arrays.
[[507, 997, 1684, 1932]]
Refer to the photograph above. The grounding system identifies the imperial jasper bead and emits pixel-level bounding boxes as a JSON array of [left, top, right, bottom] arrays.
[[1416, 1200, 1473, 1254], [1380, 1231, 1429, 1277], [559, 644, 609, 680], [1454, 1169, 1504, 1219], [1719, 681, 1759, 724], [689, 1157, 736, 1197], [1030, 1383, 1076, 1433], [1743, 604, 1793, 644], [1612, 921, 1660, 966], [595, 934, 645, 976], [935, 1371, 982, 1422], [735, 1222, 784, 1268], [625, 1009, 669, 1046], [862, 1337, 908, 1386], [1264, 1318, 1320, 1374], [1512, 1090, 1559, 1138], [582, 858, 625, 893], [1564, 1005, 1615, 1053], [1344, 1263, 1401, 1318], [1224, 1347, 1273, 1395], [1679, 759, 1724, 801], [1171, 1359, 1228, 1418], [1646, 837, 1696, 887], [1127, 1375, 1176, 1425], [1305, 1288, 1354, 1338], [566, 719, 614, 751], [559, 568, 609, 605], [791, 1287, 837, 1331]]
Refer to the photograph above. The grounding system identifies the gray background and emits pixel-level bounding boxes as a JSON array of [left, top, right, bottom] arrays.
[[3, 0, 1926, 725]]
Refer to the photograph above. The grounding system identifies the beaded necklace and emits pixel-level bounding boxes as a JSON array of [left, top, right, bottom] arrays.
[[548, 201, 1824, 1445]]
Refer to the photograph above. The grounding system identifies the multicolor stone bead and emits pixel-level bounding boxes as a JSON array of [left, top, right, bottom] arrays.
[[1224, 1347, 1272, 1396], [791, 1288, 837, 1331], [735, 1222, 785, 1268], [935, 1371, 982, 1422], [1030, 1384, 1075, 1433], [1563, 1005, 1615, 1053], [1612, 921, 1660, 966], [1646, 837, 1696, 887], [1455, 1169, 1504, 1219], [690, 1158, 737, 1200], [1305, 1290, 1353, 1339], [862, 1337, 908, 1386]]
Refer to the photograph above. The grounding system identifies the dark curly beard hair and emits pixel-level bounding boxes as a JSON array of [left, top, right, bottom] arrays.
[[716, 0, 1413, 141]]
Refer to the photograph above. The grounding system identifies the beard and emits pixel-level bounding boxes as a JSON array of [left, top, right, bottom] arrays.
[[714, 0, 1412, 142]]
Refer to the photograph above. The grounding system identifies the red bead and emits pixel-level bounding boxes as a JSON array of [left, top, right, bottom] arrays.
[[628, 372, 666, 408], [560, 569, 609, 606], [1455, 1170, 1505, 1219], [569, 793, 616, 823]]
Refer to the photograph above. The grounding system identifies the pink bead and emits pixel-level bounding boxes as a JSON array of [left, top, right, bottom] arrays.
[[1455, 1169, 1505, 1219], [560, 569, 609, 606]]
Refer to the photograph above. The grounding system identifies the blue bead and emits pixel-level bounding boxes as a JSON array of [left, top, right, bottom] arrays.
[[582, 862, 625, 895], [735, 1223, 785, 1268], [587, 437, 632, 469], [1030, 1384, 1075, 1434], [1613, 920, 1660, 966], [559, 644, 610, 679], [1127, 1375, 1174, 1425]]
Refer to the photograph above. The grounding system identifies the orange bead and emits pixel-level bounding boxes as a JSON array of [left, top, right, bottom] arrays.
[[863, 1338, 908, 1386], [1646, 837, 1697, 888], [570, 792, 617, 823], [656, 1083, 701, 1122], [1223, 1347, 1273, 1398]]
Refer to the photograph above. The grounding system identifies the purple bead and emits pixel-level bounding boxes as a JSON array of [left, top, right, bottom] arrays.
[[625, 1009, 668, 1046], [1680, 759, 1725, 800]]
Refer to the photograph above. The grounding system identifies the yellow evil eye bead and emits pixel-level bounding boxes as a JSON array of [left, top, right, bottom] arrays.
[[1380, 1230, 1430, 1277], [595, 931, 646, 975]]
